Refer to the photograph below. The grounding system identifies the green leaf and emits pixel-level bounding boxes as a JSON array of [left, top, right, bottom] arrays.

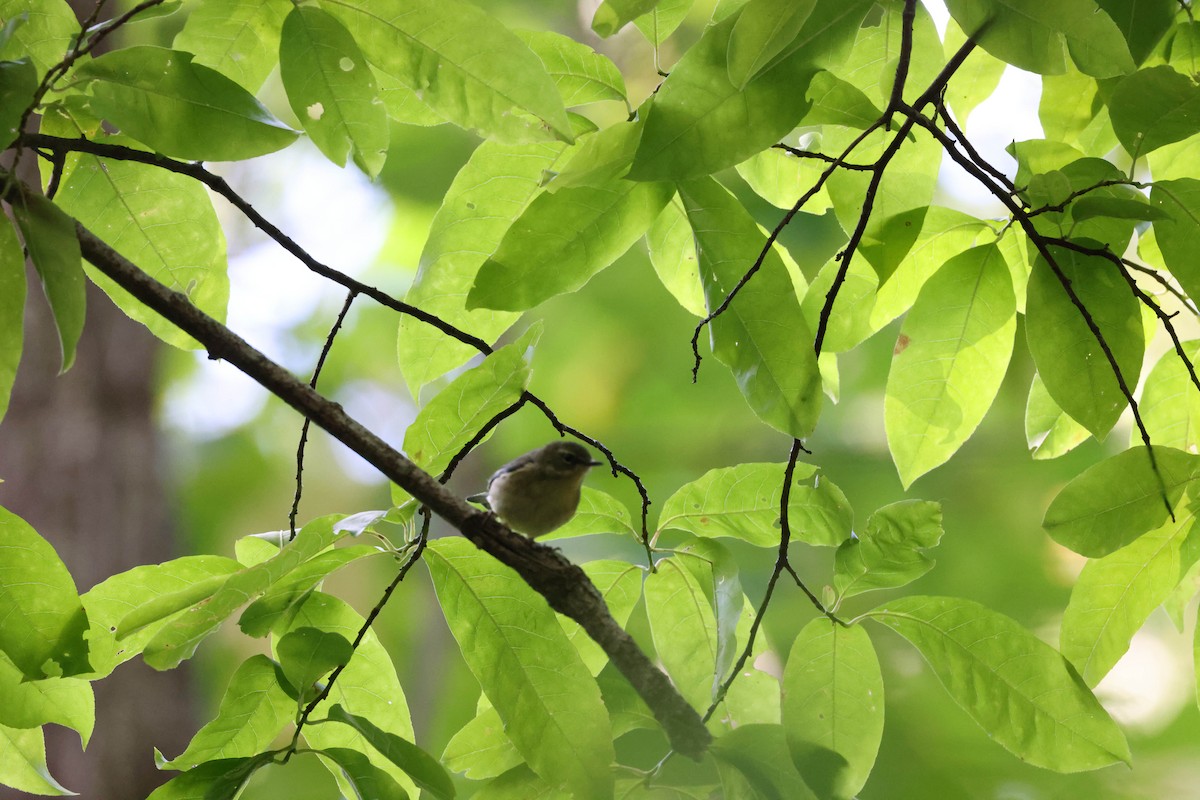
[[276, 626, 353, 696], [172, 0, 289, 92], [11, 192, 84, 373], [680, 176, 822, 437], [139, 516, 343, 669], [0, 651, 93, 746], [943, 17, 1006, 123], [632, 0, 692, 46], [327, 706, 454, 800], [425, 538, 613, 800], [80, 555, 241, 678], [726, 0, 817, 88], [871, 207, 994, 329], [147, 756, 269, 800], [781, 621, 882, 800], [238, 545, 381, 637], [0, 0, 75, 77], [645, 196, 707, 317], [1139, 341, 1200, 451], [1071, 194, 1169, 222], [516, 30, 626, 107], [657, 462, 851, 548], [115, 571, 233, 640], [542, 488, 637, 542], [1097, 0, 1175, 66], [0, 725, 72, 796], [803, 70, 884, 129], [160, 655, 292, 770], [318, 748, 410, 800], [280, 5, 388, 176], [0, 57, 36, 149], [397, 140, 568, 394], [869, 595, 1131, 772], [1061, 492, 1200, 687], [1109, 66, 1200, 157], [1024, 243, 1143, 438], [884, 244, 1016, 487], [1039, 67, 1117, 153], [833, 500, 943, 601], [0, 215, 24, 425], [944, 0, 1134, 78], [628, 4, 857, 181], [0, 506, 90, 679], [1044, 446, 1200, 557], [711, 724, 817, 800], [1025, 372, 1091, 460], [467, 177, 674, 311], [403, 326, 537, 476], [77, 46, 297, 160], [50, 134, 228, 351], [442, 706, 522, 780], [644, 556, 716, 710], [288, 591, 418, 797], [325, 0, 571, 143], [735, 145, 832, 214], [591, 0, 660, 38], [1149, 178, 1200, 306]]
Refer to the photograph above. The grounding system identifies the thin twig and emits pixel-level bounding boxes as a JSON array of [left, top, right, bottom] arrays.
[[289, 290, 358, 540], [770, 143, 874, 171]]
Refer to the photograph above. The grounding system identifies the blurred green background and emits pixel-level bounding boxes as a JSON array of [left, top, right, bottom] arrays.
[[127, 0, 1200, 797]]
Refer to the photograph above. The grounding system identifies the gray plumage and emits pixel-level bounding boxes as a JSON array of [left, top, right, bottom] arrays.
[[467, 441, 601, 537]]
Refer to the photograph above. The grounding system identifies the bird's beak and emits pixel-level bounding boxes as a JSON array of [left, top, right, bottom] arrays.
[[588, 459, 602, 467]]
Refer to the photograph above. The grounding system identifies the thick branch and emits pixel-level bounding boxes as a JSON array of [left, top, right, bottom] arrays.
[[55, 206, 711, 758]]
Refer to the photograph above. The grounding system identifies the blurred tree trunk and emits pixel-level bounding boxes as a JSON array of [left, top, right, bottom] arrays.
[[0, 4, 196, 798]]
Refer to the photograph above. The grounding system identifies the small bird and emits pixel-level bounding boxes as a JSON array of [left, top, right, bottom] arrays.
[[467, 441, 602, 537]]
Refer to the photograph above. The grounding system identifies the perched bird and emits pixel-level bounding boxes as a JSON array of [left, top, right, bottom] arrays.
[[467, 441, 602, 537]]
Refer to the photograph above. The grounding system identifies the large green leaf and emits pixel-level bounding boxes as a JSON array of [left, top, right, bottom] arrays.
[[147, 756, 269, 800], [1043, 445, 1200, 557], [402, 327, 536, 477], [397, 140, 568, 394], [1109, 66, 1200, 158], [287, 592, 418, 798], [81, 555, 242, 678], [316, 748, 410, 800], [172, 0, 289, 92], [467, 177, 673, 311], [943, 18, 1006, 123], [51, 134, 228, 351], [276, 627, 353, 697], [869, 596, 1130, 772], [1061, 492, 1200, 687], [833, 500, 943, 601], [943, 0, 1134, 77], [735, 145, 832, 214], [0, 0, 75, 77], [711, 724, 817, 800], [0, 651, 93, 746], [645, 196, 707, 316], [159, 655, 293, 769], [0, 57, 36, 149], [1097, 0, 1175, 66], [425, 538, 613, 800], [11, 193, 84, 373], [629, 1, 874, 180], [591, 0, 660, 37], [441, 706, 522, 780], [323, 0, 571, 143], [644, 556, 716, 711], [1149, 178, 1200, 307], [0, 506, 90, 679], [516, 30, 626, 107], [885, 244, 1016, 487], [77, 46, 297, 160], [1139, 341, 1200, 451], [726, 0, 817, 88], [327, 706, 455, 800], [0, 216, 21, 426], [781, 621, 882, 800], [679, 176, 822, 438], [657, 462, 851, 547], [280, 5, 388, 176], [1024, 243, 1143, 438], [0, 725, 72, 796], [1025, 372, 1090, 460], [803, 70, 883, 129]]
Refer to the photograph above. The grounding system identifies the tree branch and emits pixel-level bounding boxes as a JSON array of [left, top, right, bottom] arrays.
[[43, 197, 712, 759]]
